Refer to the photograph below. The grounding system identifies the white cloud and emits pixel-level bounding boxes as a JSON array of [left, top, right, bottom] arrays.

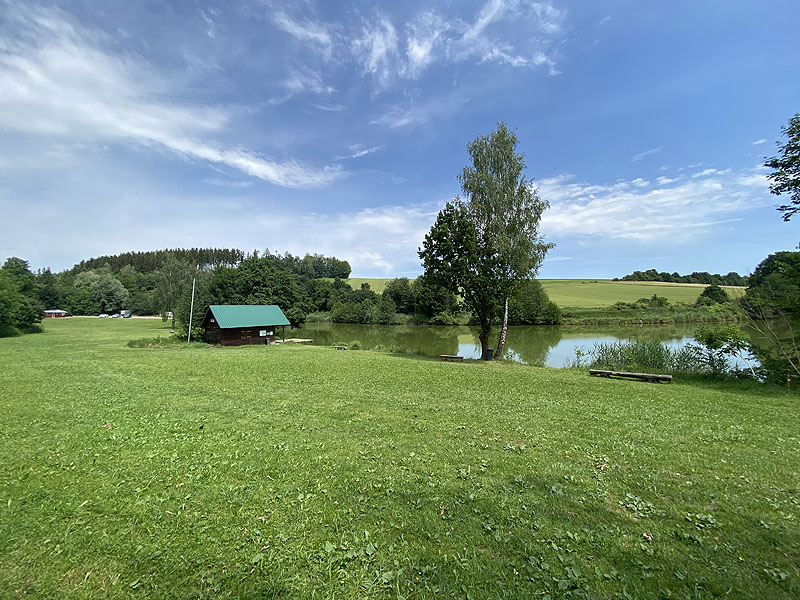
[[198, 10, 216, 39], [445, 0, 564, 74], [314, 103, 345, 112], [275, 1, 566, 89], [335, 144, 382, 160], [539, 167, 771, 242], [271, 11, 334, 60], [655, 176, 678, 185], [632, 146, 663, 161], [752, 138, 767, 146], [202, 178, 254, 188], [269, 67, 335, 104], [370, 90, 470, 128], [352, 16, 399, 87], [691, 168, 730, 178], [404, 11, 448, 77], [0, 3, 342, 189]]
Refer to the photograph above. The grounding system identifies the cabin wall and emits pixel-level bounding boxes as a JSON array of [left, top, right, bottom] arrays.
[[205, 324, 221, 345], [216, 326, 278, 346]]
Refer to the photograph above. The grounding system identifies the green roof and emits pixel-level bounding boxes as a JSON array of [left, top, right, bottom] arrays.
[[207, 305, 290, 328]]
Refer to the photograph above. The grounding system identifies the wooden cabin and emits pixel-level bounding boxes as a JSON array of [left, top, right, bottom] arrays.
[[202, 305, 290, 346]]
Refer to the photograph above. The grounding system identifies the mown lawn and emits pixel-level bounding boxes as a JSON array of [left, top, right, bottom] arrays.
[[0, 318, 797, 599], [342, 278, 744, 308]]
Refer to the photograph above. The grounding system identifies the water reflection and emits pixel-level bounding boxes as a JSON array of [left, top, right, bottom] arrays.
[[292, 322, 701, 367]]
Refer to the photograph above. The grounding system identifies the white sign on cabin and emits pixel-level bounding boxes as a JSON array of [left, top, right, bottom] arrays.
[[259, 330, 267, 336]]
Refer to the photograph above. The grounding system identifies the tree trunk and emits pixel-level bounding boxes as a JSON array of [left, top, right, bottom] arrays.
[[496, 296, 509, 360], [479, 320, 491, 360]]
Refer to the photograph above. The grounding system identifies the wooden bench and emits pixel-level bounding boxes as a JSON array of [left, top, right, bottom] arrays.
[[334, 346, 347, 350], [440, 354, 464, 362], [589, 369, 672, 383]]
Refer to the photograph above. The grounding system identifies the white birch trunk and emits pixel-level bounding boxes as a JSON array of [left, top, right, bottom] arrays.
[[496, 296, 509, 360]]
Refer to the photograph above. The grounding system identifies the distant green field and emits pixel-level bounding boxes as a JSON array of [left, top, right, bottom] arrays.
[[345, 278, 744, 308], [345, 277, 394, 294]]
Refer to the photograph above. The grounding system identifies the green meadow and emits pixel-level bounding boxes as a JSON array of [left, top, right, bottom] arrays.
[[1, 318, 797, 599], [344, 278, 744, 308]]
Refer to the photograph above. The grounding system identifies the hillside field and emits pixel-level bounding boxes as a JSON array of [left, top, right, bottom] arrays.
[[345, 278, 745, 308], [0, 318, 797, 599]]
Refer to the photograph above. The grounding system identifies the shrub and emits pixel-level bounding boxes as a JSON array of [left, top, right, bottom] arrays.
[[429, 311, 460, 325], [696, 285, 730, 306]]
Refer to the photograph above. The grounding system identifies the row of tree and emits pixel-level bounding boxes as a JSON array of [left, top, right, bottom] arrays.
[[23, 248, 352, 319], [74, 248, 245, 274], [614, 269, 749, 286]]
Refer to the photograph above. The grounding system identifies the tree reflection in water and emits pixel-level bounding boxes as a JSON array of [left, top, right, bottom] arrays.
[[293, 322, 701, 367]]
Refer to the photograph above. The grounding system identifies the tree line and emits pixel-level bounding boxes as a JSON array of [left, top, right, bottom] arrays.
[[614, 269, 749, 286], [2, 248, 351, 323]]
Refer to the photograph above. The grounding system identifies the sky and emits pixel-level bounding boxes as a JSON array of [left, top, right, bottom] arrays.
[[0, 0, 798, 278]]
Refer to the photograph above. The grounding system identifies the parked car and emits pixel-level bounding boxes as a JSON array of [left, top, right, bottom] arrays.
[[120, 310, 132, 318], [98, 313, 108, 318], [111, 313, 120, 318]]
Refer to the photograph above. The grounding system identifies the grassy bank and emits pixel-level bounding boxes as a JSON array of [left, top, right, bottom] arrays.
[[1, 318, 797, 599], [561, 305, 740, 326]]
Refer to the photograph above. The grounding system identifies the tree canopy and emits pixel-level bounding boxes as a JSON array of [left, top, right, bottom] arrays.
[[765, 113, 800, 222], [0, 257, 44, 336]]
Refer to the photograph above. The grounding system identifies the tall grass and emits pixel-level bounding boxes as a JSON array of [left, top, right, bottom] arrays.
[[575, 340, 703, 374]]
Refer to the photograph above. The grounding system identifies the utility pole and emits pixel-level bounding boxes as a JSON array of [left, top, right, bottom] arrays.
[[187, 265, 198, 343]]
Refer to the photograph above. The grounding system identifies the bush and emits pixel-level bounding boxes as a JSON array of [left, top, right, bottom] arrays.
[[429, 311, 460, 325], [508, 280, 562, 324], [696, 285, 730, 306], [0, 323, 20, 338]]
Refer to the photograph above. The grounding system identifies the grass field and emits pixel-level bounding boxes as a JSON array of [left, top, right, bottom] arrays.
[[1, 319, 797, 599], [344, 278, 744, 308]]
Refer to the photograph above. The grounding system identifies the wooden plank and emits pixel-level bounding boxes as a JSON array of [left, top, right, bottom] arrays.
[[589, 369, 672, 383], [440, 355, 464, 362]]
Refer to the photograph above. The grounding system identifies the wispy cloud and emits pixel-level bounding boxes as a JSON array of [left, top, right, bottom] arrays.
[[445, 0, 564, 74], [752, 138, 767, 146], [691, 168, 730, 178], [271, 11, 334, 60], [202, 178, 254, 188], [314, 103, 345, 112], [272, 1, 567, 89], [269, 67, 336, 105], [632, 146, 663, 161], [352, 16, 400, 87], [0, 2, 342, 188], [335, 144, 382, 161], [370, 90, 470, 128], [656, 176, 679, 185], [539, 167, 770, 241]]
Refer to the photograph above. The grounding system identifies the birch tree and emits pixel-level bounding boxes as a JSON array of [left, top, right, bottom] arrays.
[[419, 122, 552, 359]]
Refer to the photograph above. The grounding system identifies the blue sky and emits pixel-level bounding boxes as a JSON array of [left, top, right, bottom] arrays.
[[0, 0, 798, 277]]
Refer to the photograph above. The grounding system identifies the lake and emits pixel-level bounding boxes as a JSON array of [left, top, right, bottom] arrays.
[[289, 322, 714, 367]]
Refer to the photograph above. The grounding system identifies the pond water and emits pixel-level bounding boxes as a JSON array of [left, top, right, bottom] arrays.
[[290, 322, 715, 367]]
